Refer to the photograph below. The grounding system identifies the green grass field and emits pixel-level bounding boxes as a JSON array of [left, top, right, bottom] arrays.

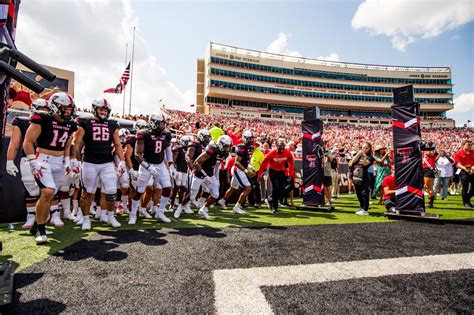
[[1, 194, 472, 272]]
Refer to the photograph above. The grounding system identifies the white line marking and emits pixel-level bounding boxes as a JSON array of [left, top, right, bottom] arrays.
[[213, 252, 474, 314]]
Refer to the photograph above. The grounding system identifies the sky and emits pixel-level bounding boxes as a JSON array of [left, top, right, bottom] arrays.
[[14, 0, 474, 125]]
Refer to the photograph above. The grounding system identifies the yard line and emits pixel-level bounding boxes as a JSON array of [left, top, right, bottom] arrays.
[[213, 252, 474, 314]]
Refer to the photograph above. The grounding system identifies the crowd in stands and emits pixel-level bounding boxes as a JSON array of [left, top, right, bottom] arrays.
[[101, 108, 469, 157]]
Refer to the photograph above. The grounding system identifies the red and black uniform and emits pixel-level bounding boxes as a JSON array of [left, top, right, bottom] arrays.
[[199, 143, 228, 177], [173, 145, 188, 174], [126, 135, 140, 171], [137, 129, 172, 165], [235, 143, 253, 169], [422, 153, 437, 179], [30, 112, 77, 151], [454, 148, 474, 206], [188, 141, 204, 164], [79, 118, 119, 164]]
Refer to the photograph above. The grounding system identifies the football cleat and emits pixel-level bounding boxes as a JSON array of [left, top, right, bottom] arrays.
[[174, 204, 183, 219], [22, 214, 36, 229], [217, 199, 227, 210], [128, 213, 137, 225], [107, 213, 121, 228], [51, 212, 65, 227], [81, 217, 91, 231], [155, 210, 171, 223]]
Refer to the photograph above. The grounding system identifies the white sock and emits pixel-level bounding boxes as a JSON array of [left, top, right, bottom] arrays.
[[198, 197, 205, 204], [72, 200, 79, 211], [26, 206, 36, 215], [50, 204, 59, 214], [60, 198, 71, 213], [131, 199, 139, 215], [121, 195, 128, 207], [83, 214, 89, 220], [159, 196, 170, 211]]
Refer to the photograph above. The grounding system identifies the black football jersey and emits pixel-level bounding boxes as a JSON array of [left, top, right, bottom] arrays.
[[126, 135, 140, 171], [236, 143, 253, 168], [201, 143, 228, 176], [79, 118, 119, 164], [173, 145, 188, 173], [188, 142, 204, 163], [136, 129, 171, 164], [11, 116, 30, 157], [30, 112, 78, 151]]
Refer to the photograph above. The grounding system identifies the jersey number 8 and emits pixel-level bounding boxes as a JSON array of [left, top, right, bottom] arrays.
[[92, 126, 110, 141], [155, 140, 162, 153]]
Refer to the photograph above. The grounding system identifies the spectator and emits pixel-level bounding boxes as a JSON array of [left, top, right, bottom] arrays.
[[349, 142, 375, 216], [434, 150, 454, 200]]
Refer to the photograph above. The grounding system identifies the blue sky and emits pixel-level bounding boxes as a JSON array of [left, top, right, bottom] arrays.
[[132, 0, 473, 124]]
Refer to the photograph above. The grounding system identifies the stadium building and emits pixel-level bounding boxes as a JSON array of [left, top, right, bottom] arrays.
[[196, 43, 454, 128]]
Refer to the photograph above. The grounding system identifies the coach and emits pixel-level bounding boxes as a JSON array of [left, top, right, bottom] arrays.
[[258, 139, 295, 213], [454, 139, 473, 208]]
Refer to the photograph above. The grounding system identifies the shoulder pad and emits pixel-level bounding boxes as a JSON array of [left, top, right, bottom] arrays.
[[206, 144, 218, 155], [29, 112, 47, 124]]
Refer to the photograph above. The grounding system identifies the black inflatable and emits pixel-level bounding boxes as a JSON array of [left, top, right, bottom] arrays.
[[391, 86, 425, 213], [301, 107, 325, 207]]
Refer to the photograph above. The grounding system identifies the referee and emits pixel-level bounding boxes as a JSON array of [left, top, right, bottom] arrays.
[[258, 139, 295, 213]]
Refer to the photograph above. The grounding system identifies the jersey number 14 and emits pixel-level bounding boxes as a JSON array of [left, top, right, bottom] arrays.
[[50, 130, 69, 148]]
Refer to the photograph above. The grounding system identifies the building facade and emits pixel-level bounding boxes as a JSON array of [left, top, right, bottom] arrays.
[[197, 43, 454, 127]]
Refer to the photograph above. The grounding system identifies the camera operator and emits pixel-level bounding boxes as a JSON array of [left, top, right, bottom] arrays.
[[349, 142, 375, 215], [454, 139, 474, 208]]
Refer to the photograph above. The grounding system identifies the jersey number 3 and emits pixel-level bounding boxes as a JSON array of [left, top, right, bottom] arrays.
[[50, 130, 69, 148], [92, 126, 110, 141]]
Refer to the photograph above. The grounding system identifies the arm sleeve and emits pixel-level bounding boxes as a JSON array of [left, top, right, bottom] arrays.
[[165, 146, 173, 163]]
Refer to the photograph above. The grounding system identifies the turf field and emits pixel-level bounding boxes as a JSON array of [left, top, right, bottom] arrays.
[[1, 194, 473, 313]]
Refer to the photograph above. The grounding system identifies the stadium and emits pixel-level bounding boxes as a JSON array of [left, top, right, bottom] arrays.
[[197, 43, 455, 128]]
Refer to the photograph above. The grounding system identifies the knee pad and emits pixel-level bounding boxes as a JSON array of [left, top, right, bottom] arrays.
[[23, 181, 40, 197], [210, 191, 219, 199], [25, 192, 39, 205], [105, 193, 117, 202]]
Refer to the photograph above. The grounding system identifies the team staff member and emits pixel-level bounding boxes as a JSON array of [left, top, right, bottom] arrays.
[[454, 139, 474, 208], [257, 139, 294, 214]]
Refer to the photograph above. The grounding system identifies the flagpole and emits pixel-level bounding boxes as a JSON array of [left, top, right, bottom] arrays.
[[128, 26, 136, 116], [122, 43, 128, 117]]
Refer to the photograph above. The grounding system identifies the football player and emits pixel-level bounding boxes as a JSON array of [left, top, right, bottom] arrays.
[[181, 129, 211, 209], [194, 135, 233, 219], [129, 113, 175, 224], [6, 99, 49, 229], [220, 130, 256, 215], [23, 93, 78, 243], [172, 135, 194, 219], [72, 98, 126, 230]]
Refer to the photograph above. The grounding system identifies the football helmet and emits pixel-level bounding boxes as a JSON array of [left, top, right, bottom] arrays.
[[91, 98, 111, 120], [118, 128, 130, 143], [242, 130, 254, 145], [180, 135, 191, 148], [197, 129, 211, 145], [148, 113, 166, 133], [48, 92, 75, 121], [133, 119, 147, 132], [31, 98, 49, 112], [217, 135, 232, 153]]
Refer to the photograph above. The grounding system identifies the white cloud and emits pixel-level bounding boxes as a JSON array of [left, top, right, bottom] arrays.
[[265, 32, 302, 57], [352, 0, 474, 51], [15, 0, 194, 114], [316, 53, 340, 62], [447, 93, 474, 126]]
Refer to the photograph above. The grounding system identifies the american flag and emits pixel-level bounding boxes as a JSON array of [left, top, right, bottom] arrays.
[[104, 62, 131, 94]]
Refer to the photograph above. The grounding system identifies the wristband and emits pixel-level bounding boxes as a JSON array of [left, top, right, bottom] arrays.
[[65, 156, 70, 165], [141, 161, 150, 169]]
